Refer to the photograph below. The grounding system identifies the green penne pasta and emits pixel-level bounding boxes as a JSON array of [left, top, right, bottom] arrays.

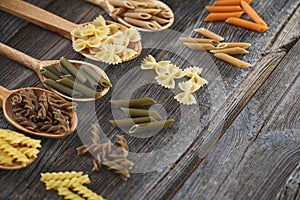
[[60, 74, 75, 81], [42, 65, 64, 77], [81, 65, 112, 87], [40, 68, 60, 80], [128, 119, 174, 135], [109, 117, 154, 128], [120, 108, 162, 120], [56, 78, 101, 98], [60, 57, 88, 83], [110, 98, 157, 107], [43, 79, 83, 98], [58, 63, 70, 75]]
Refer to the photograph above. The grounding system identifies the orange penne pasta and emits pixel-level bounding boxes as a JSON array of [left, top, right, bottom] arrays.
[[225, 17, 268, 32], [205, 6, 243, 13], [214, 0, 252, 6], [204, 11, 244, 21], [241, 1, 268, 27]]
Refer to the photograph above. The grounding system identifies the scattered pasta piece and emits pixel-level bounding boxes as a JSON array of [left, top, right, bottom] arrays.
[[0, 129, 41, 168], [76, 124, 134, 180], [225, 17, 268, 32], [174, 81, 202, 105], [40, 171, 104, 200], [71, 15, 141, 65], [194, 27, 224, 41], [214, 53, 251, 68]]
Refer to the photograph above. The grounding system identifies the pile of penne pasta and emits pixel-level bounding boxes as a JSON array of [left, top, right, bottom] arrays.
[[181, 28, 251, 68], [205, 0, 268, 32]]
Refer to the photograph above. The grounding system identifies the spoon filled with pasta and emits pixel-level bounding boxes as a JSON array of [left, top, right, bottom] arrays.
[[0, 43, 111, 102], [85, 0, 174, 32], [0, 86, 78, 139], [0, 0, 142, 65]]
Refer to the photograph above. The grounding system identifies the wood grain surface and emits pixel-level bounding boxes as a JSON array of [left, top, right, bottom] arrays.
[[0, 0, 299, 199]]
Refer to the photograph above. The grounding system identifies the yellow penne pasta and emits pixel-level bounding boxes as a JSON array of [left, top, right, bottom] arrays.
[[204, 11, 244, 21], [183, 43, 216, 50], [108, 0, 135, 9], [180, 37, 219, 45], [123, 12, 152, 20], [210, 47, 249, 54], [217, 42, 251, 49], [194, 27, 224, 41], [225, 17, 268, 32], [205, 5, 243, 12], [214, 53, 251, 68]]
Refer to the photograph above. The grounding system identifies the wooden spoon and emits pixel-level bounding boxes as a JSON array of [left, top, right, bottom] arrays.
[[0, 157, 35, 170], [86, 0, 174, 32], [0, 0, 142, 63], [0, 43, 110, 102], [0, 86, 78, 138]]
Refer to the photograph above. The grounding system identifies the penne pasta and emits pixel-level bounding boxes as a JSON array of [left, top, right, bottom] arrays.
[[128, 119, 174, 135], [128, 0, 148, 8], [241, 1, 268, 27], [60, 57, 88, 83], [126, 8, 161, 15], [80, 65, 112, 88], [213, 0, 252, 6], [151, 20, 162, 29], [225, 17, 268, 32], [110, 98, 157, 107], [214, 53, 251, 68], [111, 7, 127, 17], [156, 11, 173, 18], [42, 65, 64, 77], [205, 5, 243, 13], [210, 47, 249, 54], [180, 37, 219, 45], [123, 17, 158, 30], [108, 0, 135, 9], [43, 79, 83, 98], [123, 12, 152, 20], [109, 117, 153, 128], [217, 42, 251, 49], [183, 43, 217, 50], [194, 27, 224, 41], [150, 16, 170, 25], [120, 108, 163, 120], [40, 68, 60, 80], [204, 11, 244, 21]]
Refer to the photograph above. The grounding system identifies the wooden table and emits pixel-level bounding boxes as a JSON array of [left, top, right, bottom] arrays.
[[0, 0, 299, 199]]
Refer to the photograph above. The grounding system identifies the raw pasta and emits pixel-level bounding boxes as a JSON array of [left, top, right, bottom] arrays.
[[214, 53, 251, 67], [45, 175, 90, 190], [71, 15, 141, 64], [210, 47, 249, 54], [194, 27, 224, 41], [76, 124, 134, 180], [0, 138, 29, 166], [205, 5, 243, 12], [174, 81, 202, 105], [73, 184, 104, 200], [57, 187, 85, 200], [241, 1, 268, 26], [204, 11, 244, 21], [225, 17, 268, 32], [41, 171, 84, 182], [0, 128, 41, 148]]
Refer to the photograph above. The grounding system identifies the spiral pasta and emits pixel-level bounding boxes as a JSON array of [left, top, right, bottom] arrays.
[[40, 171, 104, 200], [0, 138, 29, 166], [10, 89, 76, 135]]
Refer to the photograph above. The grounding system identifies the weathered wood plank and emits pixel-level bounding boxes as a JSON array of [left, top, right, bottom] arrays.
[[173, 36, 300, 200], [0, 0, 299, 199]]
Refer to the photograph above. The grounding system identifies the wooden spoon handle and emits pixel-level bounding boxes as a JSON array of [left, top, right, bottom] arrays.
[[0, 86, 11, 108], [0, 43, 41, 73], [0, 0, 78, 39], [86, 0, 112, 14]]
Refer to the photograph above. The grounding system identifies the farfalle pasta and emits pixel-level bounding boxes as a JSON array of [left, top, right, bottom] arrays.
[[140, 55, 208, 105], [71, 15, 141, 65]]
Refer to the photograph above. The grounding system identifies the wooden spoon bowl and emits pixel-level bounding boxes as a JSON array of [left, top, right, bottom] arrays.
[[86, 0, 174, 32], [0, 43, 110, 102], [0, 0, 142, 63], [0, 157, 35, 170], [0, 86, 78, 139]]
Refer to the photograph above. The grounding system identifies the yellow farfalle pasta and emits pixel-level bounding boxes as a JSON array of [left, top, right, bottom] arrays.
[[174, 81, 202, 105], [71, 15, 141, 64], [183, 67, 208, 87], [0, 138, 29, 166], [155, 64, 184, 89], [141, 55, 170, 74]]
